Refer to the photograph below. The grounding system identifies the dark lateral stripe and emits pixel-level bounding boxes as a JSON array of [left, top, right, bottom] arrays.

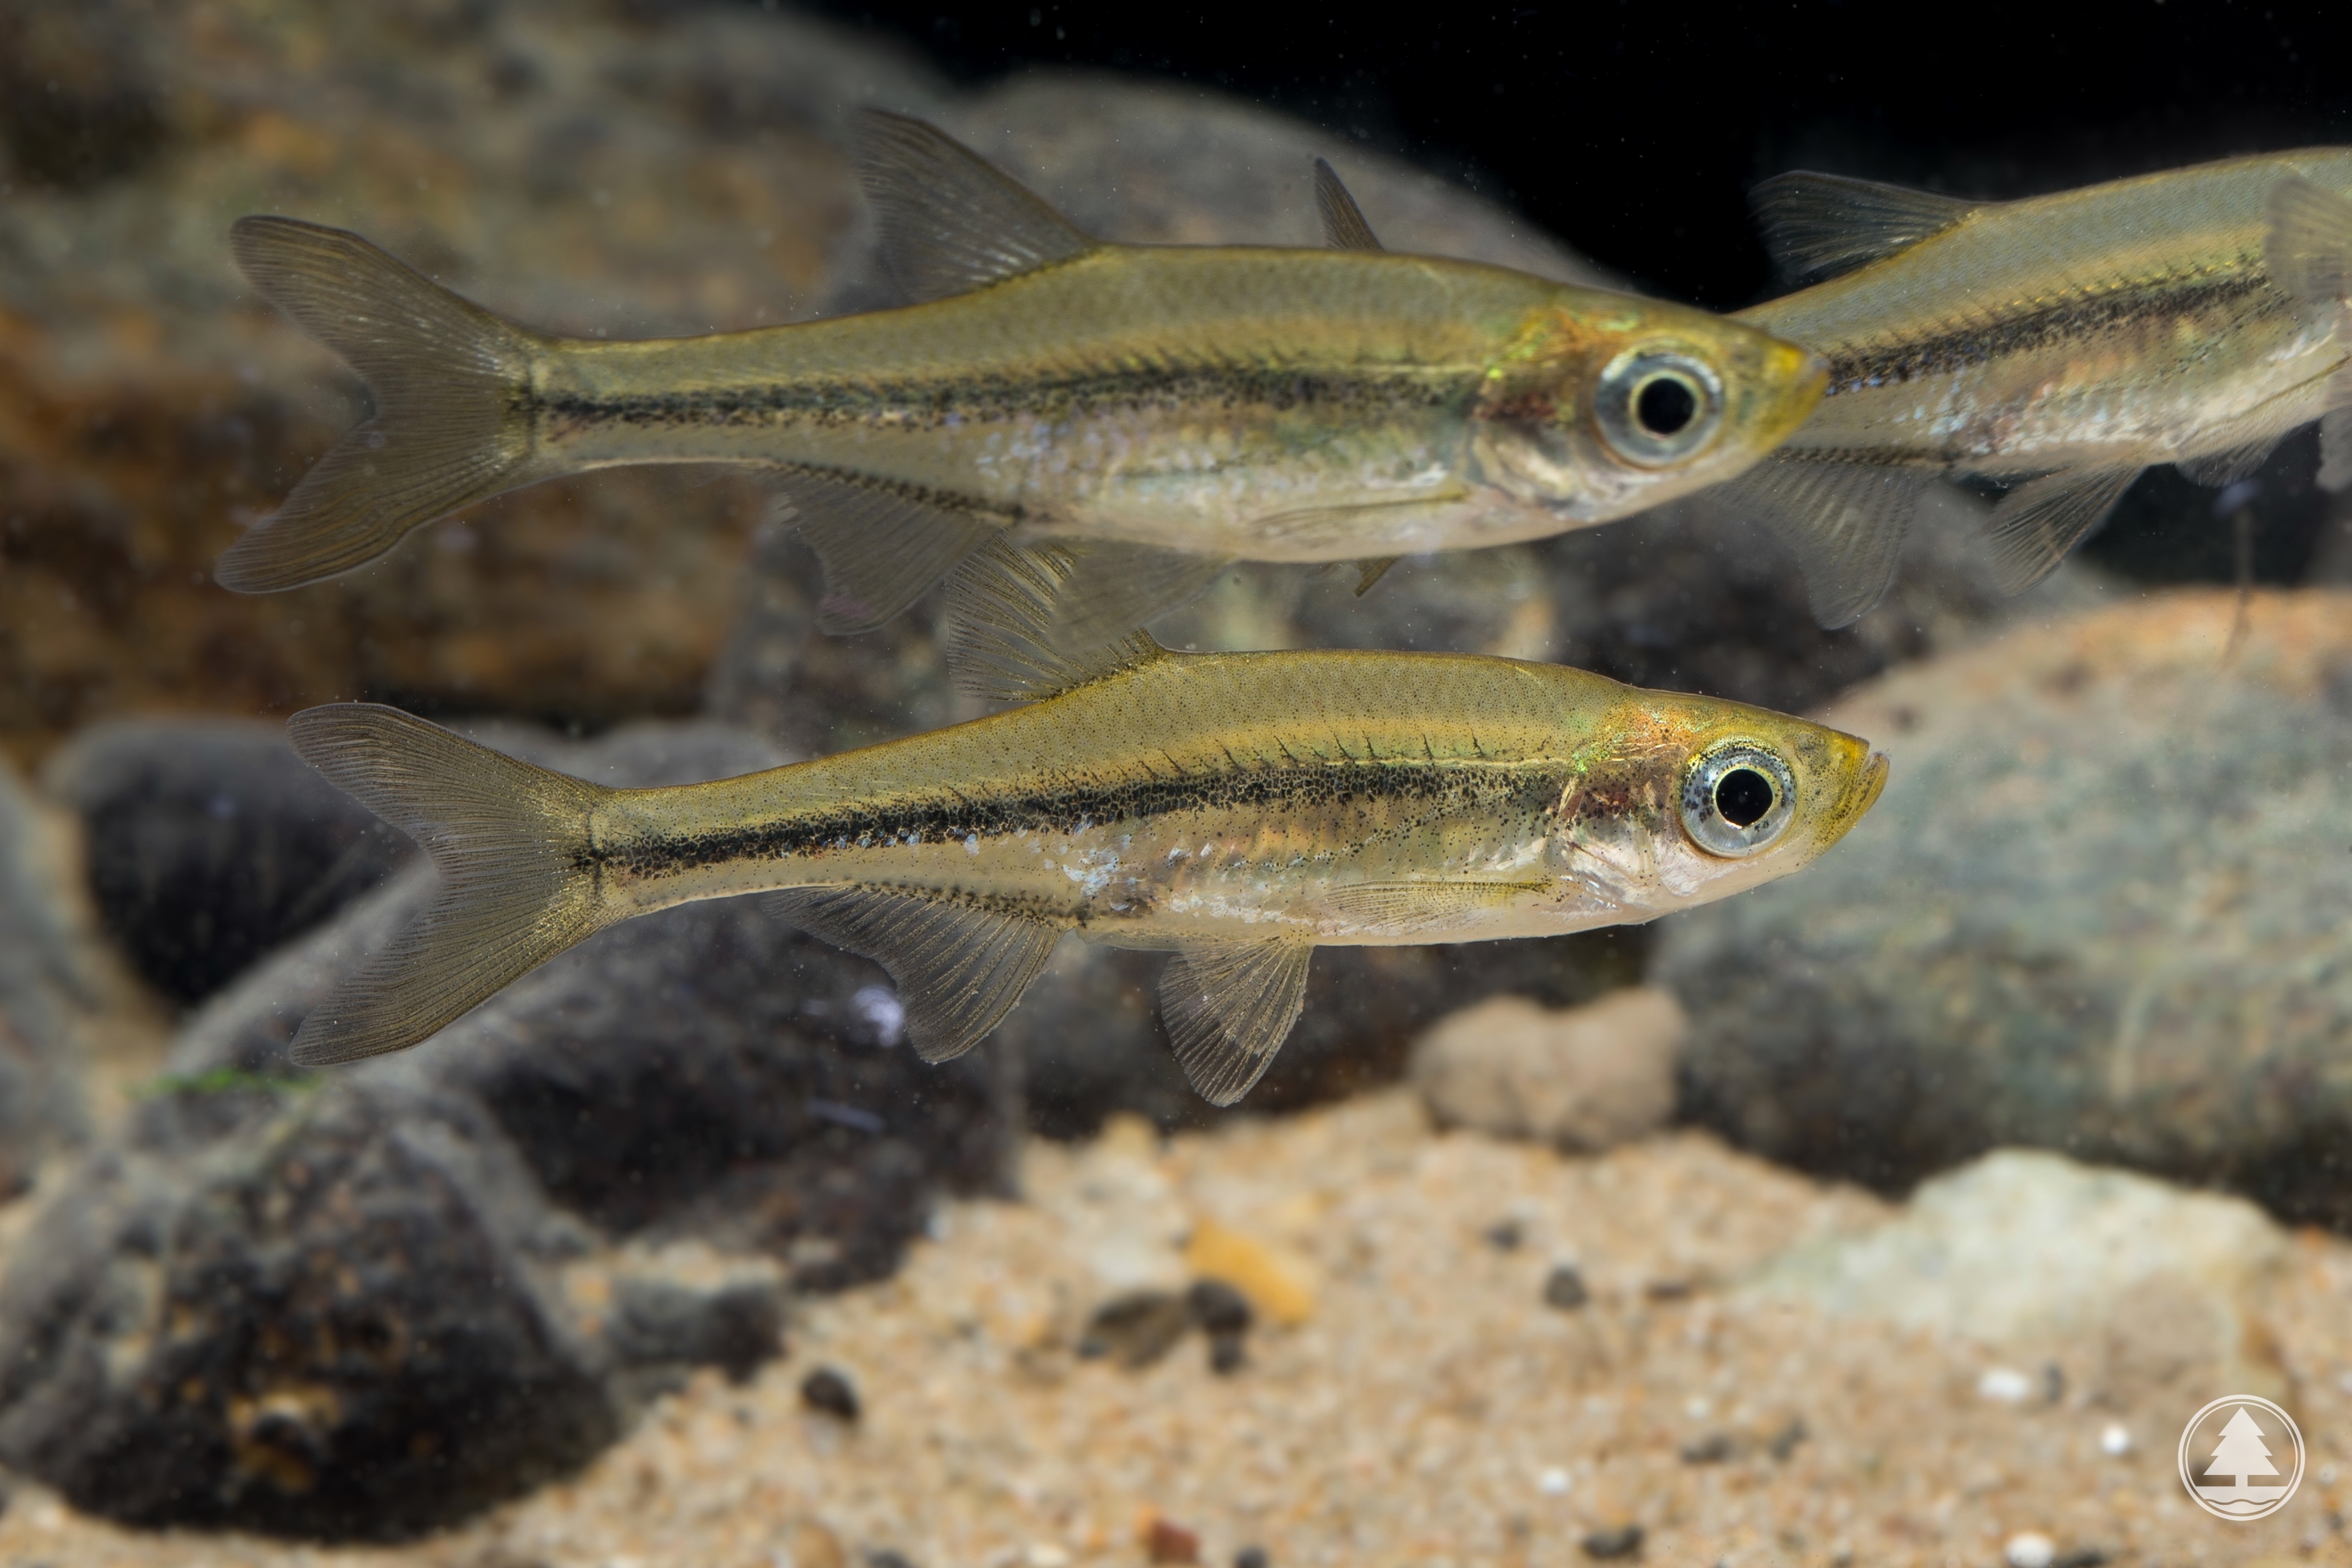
[[1823, 270, 2279, 396], [541, 364, 1463, 432], [604, 756, 1562, 880]]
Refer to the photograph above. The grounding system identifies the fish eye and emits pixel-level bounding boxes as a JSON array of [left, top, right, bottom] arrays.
[[1596, 350, 1724, 467], [1679, 740, 1798, 857]]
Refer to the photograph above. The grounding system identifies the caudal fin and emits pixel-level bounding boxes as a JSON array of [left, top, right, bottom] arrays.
[[285, 705, 607, 1065], [220, 218, 542, 593]]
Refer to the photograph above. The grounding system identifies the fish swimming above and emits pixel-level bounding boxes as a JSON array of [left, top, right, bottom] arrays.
[[219, 113, 1824, 645], [1725, 150, 2352, 625], [280, 542, 1887, 1105]]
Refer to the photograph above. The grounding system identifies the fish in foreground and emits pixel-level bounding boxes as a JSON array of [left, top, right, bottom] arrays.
[[281, 544, 1886, 1105], [219, 113, 1823, 645], [1726, 150, 2352, 625]]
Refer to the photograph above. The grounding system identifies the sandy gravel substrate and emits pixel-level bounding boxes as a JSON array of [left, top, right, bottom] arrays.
[[4, 1092, 2350, 1567]]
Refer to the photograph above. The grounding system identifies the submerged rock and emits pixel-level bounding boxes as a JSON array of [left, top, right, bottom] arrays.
[[1410, 988, 1684, 1153], [0, 755, 113, 1194], [0, 1075, 616, 1539], [1742, 1148, 2289, 1407], [1663, 590, 2352, 1222], [43, 719, 414, 1004], [0, 721, 1016, 1539]]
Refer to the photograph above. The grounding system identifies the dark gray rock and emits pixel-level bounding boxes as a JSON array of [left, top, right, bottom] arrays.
[[0, 720, 1017, 1539], [0, 754, 108, 1196], [43, 719, 417, 1006], [0, 1076, 614, 1540], [1659, 591, 2352, 1222]]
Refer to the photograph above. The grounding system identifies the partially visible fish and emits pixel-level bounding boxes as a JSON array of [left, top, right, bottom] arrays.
[[280, 542, 1886, 1106], [1726, 150, 2352, 625], [219, 113, 1822, 647]]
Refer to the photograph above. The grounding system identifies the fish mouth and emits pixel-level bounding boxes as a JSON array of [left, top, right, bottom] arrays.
[[1810, 742, 1889, 853]]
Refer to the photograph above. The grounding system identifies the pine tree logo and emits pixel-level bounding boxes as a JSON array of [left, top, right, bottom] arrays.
[[2178, 1395, 2305, 1521]]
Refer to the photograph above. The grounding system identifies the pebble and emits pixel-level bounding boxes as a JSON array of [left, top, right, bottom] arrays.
[[799, 1367, 861, 1423], [1978, 1367, 2036, 1404], [1679, 1432, 1738, 1464], [1187, 1277, 1252, 1371], [1140, 1513, 1201, 1565], [1542, 1263, 1590, 1311], [1233, 1549, 1269, 1568], [1187, 1278, 1253, 1336], [1580, 1523, 1644, 1560], [1537, 1466, 1572, 1496], [1078, 1290, 1197, 1369], [1409, 989, 1683, 1152], [2099, 1422, 2131, 1456], [1183, 1220, 1314, 1326], [2004, 1531, 2056, 1568]]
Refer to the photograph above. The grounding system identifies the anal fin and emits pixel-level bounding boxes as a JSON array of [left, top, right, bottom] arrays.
[[769, 885, 1064, 1062], [775, 468, 1004, 633], [2176, 437, 2280, 488], [1985, 466, 2143, 594], [1158, 939, 1315, 1107], [1714, 449, 1932, 627], [1350, 556, 1401, 596]]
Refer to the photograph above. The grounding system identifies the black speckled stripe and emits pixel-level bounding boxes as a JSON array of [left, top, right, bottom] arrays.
[[541, 364, 1468, 435], [593, 755, 1564, 882], [1822, 269, 2280, 396]]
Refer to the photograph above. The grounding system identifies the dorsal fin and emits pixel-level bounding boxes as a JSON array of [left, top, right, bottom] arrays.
[[1749, 171, 1981, 284], [2264, 172, 2352, 306], [851, 110, 1100, 303], [942, 537, 1175, 703], [1313, 158, 1383, 251]]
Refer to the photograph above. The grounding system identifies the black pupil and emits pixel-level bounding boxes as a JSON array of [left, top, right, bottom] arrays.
[[1714, 767, 1774, 828], [1635, 374, 1697, 435]]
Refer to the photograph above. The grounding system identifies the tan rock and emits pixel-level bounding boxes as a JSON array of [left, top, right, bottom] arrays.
[[1409, 988, 1685, 1153]]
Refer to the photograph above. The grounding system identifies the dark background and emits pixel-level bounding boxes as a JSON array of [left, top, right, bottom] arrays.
[[809, 0, 2350, 309]]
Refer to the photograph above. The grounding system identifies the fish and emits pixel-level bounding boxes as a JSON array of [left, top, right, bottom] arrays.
[[279, 541, 1887, 1106], [1723, 150, 2352, 625], [219, 112, 1824, 649]]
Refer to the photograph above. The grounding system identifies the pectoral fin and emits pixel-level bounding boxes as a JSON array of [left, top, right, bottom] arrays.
[[1158, 939, 1314, 1107], [768, 885, 1064, 1063], [776, 469, 1004, 633], [1320, 879, 1548, 938], [1313, 158, 1383, 251], [1985, 467, 2142, 594], [1747, 171, 1980, 283], [2264, 173, 2352, 306], [852, 110, 1100, 303], [1714, 449, 1932, 627]]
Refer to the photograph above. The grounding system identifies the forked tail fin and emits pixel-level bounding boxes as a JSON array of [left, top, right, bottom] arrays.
[[285, 705, 608, 1065], [219, 217, 542, 593]]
